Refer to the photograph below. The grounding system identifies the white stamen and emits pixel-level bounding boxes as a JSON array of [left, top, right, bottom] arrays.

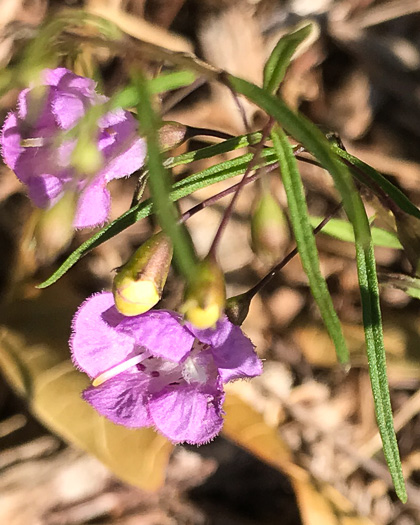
[[21, 137, 45, 148], [92, 354, 145, 387]]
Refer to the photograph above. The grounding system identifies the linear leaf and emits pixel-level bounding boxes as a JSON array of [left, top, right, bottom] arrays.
[[264, 22, 314, 93], [135, 73, 196, 277], [228, 75, 407, 502], [272, 128, 349, 363], [332, 145, 420, 220]]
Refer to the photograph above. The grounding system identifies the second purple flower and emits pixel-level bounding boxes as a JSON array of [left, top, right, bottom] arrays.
[[1, 68, 146, 228]]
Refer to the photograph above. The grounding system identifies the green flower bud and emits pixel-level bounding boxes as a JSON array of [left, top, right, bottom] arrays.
[[251, 192, 289, 262], [33, 191, 77, 264], [182, 256, 226, 329], [225, 292, 252, 326], [113, 232, 173, 316], [159, 121, 187, 151]]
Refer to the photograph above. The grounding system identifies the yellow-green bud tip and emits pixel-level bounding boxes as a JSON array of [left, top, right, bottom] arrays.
[[112, 232, 173, 316], [182, 256, 226, 329], [114, 279, 160, 316], [183, 301, 221, 329]]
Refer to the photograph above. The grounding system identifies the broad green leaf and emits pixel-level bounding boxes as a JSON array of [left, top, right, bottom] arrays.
[[135, 72, 196, 277], [0, 283, 172, 490], [38, 148, 278, 289], [228, 75, 407, 502], [309, 217, 402, 249], [272, 128, 349, 363], [264, 22, 315, 94]]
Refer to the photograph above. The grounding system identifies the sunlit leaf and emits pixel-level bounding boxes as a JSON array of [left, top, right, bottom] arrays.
[[264, 22, 315, 94], [309, 216, 402, 249], [271, 127, 349, 364]]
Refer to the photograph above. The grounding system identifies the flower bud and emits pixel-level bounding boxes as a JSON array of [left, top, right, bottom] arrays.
[[33, 191, 77, 264], [395, 211, 420, 276], [159, 122, 187, 151], [251, 192, 289, 262], [225, 292, 252, 326], [113, 232, 173, 316], [182, 256, 226, 329]]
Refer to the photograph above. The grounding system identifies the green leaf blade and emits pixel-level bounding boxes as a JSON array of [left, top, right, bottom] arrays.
[[135, 73, 196, 277], [271, 127, 349, 364], [264, 22, 314, 94], [356, 242, 407, 502]]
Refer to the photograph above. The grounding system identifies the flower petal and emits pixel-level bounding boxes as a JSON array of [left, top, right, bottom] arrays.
[[83, 372, 152, 428], [191, 317, 263, 383], [99, 114, 146, 182], [51, 91, 87, 129], [70, 292, 136, 378], [1, 112, 23, 170], [73, 180, 110, 229], [149, 383, 224, 444], [44, 68, 96, 95], [116, 310, 194, 363], [27, 172, 64, 208]]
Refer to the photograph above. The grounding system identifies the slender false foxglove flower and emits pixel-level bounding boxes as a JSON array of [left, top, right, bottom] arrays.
[[1, 68, 146, 228], [70, 292, 263, 444]]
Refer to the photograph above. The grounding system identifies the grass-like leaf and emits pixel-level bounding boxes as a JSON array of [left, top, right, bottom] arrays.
[[228, 75, 407, 502], [272, 127, 349, 363], [332, 145, 420, 220], [135, 73, 196, 277], [264, 22, 314, 94]]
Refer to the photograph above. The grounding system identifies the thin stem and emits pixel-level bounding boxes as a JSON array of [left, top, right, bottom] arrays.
[[184, 126, 235, 142], [179, 161, 279, 224], [245, 201, 343, 299], [207, 116, 275, 258]]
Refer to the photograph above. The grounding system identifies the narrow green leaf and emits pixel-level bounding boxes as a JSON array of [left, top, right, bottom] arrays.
[[165, 131, 264, 168], [272, 128, 349, 363], [332, 145, 420, 220], [38, 149, 278, 288], [264, 22, 314, 94], [149, 70, 197, 94], [135, 73, 196, 277], [309, 216, 403, 249], [356, 243, 407, 502], [228, 75, 407, 501]]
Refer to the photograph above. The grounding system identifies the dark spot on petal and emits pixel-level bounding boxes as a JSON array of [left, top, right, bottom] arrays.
[[151, 371, 160, 378], [169, 381, 180, 386], [136, 363, 146, 372]]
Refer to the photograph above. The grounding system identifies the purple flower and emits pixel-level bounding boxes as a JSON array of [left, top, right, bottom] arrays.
[[70, 292, 263, 444], [0, 68, 146, 228]]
